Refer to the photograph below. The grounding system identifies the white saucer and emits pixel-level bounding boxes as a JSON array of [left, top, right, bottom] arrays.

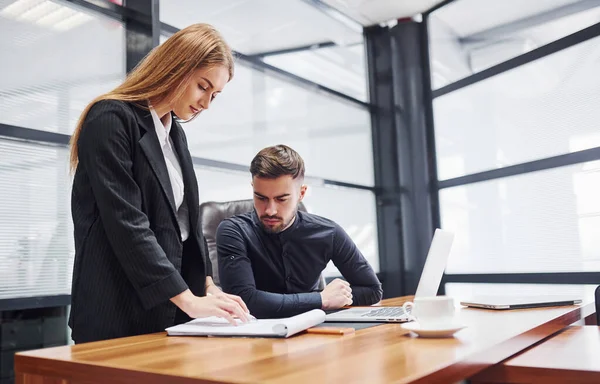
[[401, 322, 467, 338]]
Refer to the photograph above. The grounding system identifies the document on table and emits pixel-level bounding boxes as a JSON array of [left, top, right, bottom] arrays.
[[165, 309, 326, 338]]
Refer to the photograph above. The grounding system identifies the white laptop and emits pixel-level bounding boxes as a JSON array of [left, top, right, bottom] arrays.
[[460, 296, 582, 310], [324, 228, 454, 323]]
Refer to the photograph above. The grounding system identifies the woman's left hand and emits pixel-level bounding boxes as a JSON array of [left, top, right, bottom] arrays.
[[206, 284, 250, 314]]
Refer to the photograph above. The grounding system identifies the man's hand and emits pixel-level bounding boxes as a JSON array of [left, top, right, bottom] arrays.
[[320, 278, 353, 310]]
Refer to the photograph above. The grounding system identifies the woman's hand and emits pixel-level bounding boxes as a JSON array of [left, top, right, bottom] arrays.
[[171, 289, 250, 326], [206, 284, 250, 314]]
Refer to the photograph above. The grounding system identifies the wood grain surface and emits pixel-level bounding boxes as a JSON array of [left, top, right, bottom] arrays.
[[15, 296, 594, 384], [472, 325, 600, 384]]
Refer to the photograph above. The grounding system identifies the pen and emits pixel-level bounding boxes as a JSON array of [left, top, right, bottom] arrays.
[[306, 327, 355, 335]]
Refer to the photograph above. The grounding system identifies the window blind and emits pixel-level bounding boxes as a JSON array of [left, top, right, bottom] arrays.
[[0, 140, 74, 299]]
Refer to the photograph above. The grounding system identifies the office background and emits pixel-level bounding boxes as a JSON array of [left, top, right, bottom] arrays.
[[1, 0, 599, 382]]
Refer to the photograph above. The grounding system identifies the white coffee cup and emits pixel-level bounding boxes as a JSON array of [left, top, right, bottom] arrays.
[[402, 296, 456, 329]]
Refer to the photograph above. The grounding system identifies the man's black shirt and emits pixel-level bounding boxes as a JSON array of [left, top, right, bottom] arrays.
[[217, 210, 382, 318]]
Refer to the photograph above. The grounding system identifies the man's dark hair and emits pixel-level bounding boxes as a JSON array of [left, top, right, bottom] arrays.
[[250, 145, 305, 180]]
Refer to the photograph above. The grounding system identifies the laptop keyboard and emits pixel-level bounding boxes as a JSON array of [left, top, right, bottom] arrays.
[[361, 307, 407, 318]]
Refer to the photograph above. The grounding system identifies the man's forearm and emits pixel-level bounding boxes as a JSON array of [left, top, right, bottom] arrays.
[[236, 288, 322, 318], [350, 284, 383, 306]]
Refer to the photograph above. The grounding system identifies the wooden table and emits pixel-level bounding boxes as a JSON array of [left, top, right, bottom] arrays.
[[472, 326, 600, 384], [15, 297, 595, 384]]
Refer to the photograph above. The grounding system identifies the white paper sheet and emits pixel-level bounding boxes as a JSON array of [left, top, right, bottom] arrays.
[[165, 309, 326, 338]]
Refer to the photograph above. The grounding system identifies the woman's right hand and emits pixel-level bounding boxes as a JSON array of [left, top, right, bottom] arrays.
[[171, 289, 250, 325]]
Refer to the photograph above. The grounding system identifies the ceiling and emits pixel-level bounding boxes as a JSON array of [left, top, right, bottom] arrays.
[[160, 0, 365, 55], [160, 0, 450, 56], [427, 0, 600, 89], [320, 0, 445, 25], [431, 0, 586, 37]]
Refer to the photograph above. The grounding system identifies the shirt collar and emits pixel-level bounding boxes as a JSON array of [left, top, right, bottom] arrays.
[[149, 106, 172, 144]]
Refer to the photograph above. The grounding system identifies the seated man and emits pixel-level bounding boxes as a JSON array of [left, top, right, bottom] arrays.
[[217, 144, 383, 318]]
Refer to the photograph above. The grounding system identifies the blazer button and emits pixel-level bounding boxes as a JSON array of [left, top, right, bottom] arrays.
[[286, 275, 291, 281], [230, 256, 235, 260]]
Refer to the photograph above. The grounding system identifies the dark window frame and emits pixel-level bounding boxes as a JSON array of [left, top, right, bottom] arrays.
[[422, 0, 600, 288]]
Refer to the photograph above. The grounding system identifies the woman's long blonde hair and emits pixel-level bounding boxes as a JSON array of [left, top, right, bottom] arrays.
[[69, 23, 234, 173]]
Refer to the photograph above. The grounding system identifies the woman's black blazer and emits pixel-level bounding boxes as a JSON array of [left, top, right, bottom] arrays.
[[69, 100, 211, 343]]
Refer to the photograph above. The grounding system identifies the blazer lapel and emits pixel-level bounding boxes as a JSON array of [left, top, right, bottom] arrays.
[[170, 119, 200, 233], [131, 104, 179, 226]]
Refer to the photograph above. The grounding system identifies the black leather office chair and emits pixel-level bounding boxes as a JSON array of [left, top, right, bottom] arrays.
[[199, 199, 326, 290], [595, 285, 600, 325]]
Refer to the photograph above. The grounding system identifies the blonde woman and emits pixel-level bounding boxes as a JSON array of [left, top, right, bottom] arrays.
[[69, 24, 249, 343]]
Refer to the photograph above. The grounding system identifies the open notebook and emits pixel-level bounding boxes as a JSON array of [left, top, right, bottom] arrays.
[[165, 309, 326, 338]]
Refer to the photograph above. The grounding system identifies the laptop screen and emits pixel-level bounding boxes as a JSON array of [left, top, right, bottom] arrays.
[[414, 229, 454, 298]]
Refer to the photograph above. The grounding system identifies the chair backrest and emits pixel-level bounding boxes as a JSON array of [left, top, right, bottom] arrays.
[[199, 199, 324, 290], [595, 285, 600, 325]]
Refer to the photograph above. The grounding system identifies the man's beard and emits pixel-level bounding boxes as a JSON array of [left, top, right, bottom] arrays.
[[260, 207, 298, 234]]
